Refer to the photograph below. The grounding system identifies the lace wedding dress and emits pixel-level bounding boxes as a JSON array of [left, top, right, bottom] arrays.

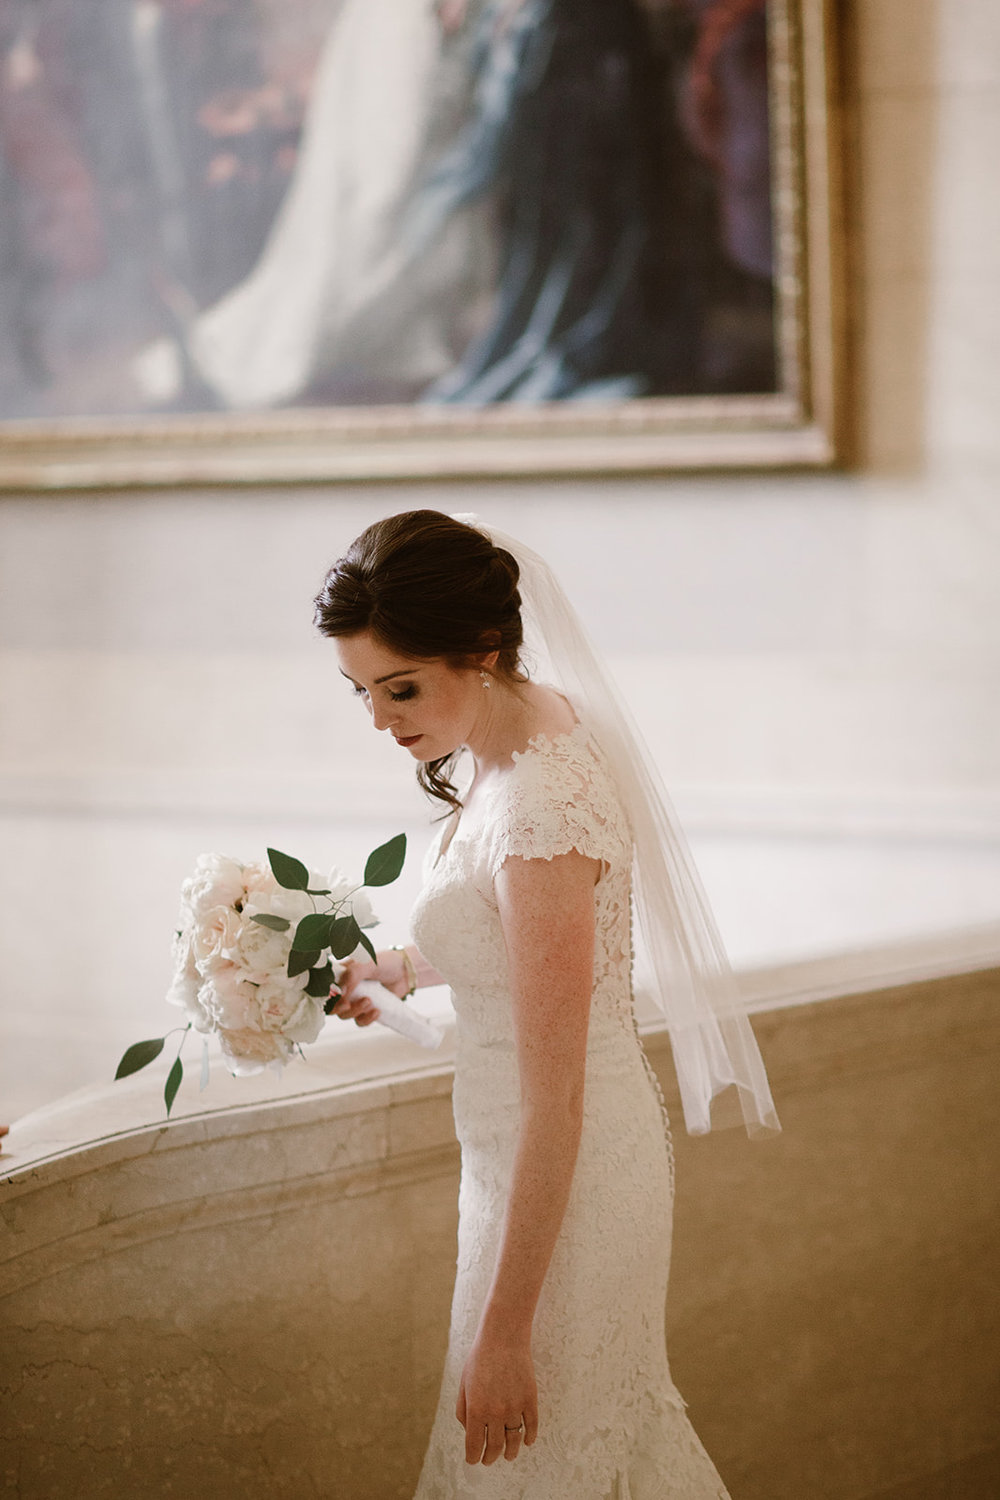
[[409, 724, 731, 1499]]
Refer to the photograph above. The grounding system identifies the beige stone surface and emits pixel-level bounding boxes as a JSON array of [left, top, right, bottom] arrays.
[[661, 968, 1000, 1500], [3, 960, 998, 1500], [2, 1031, 461, 1500]]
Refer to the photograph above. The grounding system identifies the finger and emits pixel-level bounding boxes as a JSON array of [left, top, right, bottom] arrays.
[[331, 1003, 361, 1022], [330, 994, 373, 1022], [523, 1401, 539, 1447], [333, 963, 369, 1004], [481, 1420, 505, 1466], [503, 1419, 523, 1462], [348, 999, 379, 1026], [465, 1421, 486, 1466], [455, 1381, 467, 1429]]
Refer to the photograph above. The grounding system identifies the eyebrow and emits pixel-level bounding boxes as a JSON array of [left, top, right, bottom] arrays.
[[339, 667, 422, 686]]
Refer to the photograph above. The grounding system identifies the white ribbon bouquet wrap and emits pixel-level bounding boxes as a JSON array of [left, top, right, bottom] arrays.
[[116, 837, 442, 1117]]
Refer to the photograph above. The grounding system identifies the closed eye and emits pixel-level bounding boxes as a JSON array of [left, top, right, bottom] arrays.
[[349, 682, 417, 702]]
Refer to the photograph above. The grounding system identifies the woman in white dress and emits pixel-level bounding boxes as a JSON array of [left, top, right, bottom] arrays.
[[314, 511, 778, 1496]]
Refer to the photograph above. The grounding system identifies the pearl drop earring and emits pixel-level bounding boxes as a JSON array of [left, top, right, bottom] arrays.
[[480, 670, 491, 690]]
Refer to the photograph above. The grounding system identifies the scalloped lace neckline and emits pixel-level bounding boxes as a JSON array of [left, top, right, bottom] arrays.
[[511, 717, 588, 764], [435, 719, 588, 866]]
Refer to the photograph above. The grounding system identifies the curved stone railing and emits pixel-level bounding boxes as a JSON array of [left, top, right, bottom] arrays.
[[3, 925, 999, 1500]]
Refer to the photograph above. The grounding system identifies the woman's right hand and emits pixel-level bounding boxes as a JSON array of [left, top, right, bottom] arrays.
[[329, 949, 413, 1025], [329, 955, 380, 1026]]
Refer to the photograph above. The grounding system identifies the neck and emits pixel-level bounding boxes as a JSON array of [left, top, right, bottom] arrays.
[[465, 678, 538, 773]]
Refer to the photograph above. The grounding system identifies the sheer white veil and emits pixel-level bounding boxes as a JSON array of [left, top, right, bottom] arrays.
[[454, 513, 779, 1138]]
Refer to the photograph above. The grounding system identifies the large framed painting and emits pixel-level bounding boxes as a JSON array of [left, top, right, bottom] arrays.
[[0, 0, 841, 489]]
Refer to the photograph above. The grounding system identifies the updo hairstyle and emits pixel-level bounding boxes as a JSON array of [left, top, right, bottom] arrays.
[[313, 510, 526, 811]]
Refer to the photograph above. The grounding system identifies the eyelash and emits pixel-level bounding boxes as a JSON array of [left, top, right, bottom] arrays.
[[351, 683, 417, 703]]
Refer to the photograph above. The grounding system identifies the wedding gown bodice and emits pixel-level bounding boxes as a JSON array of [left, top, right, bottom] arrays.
[[413, 723, 634, 1040]]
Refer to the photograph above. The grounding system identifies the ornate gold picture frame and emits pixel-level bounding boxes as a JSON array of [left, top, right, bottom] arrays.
[[0, 0, 840, 489]]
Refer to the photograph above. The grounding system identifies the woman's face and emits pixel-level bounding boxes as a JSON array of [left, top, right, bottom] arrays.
[[335, 631, 487, 762]]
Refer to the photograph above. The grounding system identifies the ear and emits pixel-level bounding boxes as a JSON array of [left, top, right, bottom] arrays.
[[477, 648, 500, 672]]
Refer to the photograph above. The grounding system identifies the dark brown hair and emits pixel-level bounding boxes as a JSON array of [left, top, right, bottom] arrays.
[[313, 511, 525, 811]]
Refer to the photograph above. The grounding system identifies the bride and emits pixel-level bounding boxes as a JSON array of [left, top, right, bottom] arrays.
[[314, 511, 777, 1494]]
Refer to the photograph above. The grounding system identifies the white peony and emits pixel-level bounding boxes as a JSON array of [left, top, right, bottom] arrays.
[[244, 884, 313, 924], [253, 981, 324, 1041], [201, 965, 257, 1032], [217, 1026, 292, 1075], [180, 853, 246, 919], [167, 928, 210, 1026], [230, 916, 294, 982], [238, 885, 314, 980], [241, 860, 279, 903], [281, 994, 326, 1045], [191, 904, 244, 973]]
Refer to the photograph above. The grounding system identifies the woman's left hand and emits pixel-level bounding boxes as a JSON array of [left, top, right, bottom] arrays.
[[455, 1327, 538, 1465]]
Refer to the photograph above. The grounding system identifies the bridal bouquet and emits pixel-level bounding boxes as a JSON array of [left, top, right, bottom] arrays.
[[116, 836, 440, 1116]]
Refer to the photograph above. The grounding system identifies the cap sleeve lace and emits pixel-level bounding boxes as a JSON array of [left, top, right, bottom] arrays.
[[486, 725, 631, 881]]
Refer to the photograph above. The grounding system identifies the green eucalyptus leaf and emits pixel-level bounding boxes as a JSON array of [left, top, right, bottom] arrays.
[[305, 962, 335, 999], [250, 912, 291, 932], [293, 912, 334, 952], [115, 1037, 165, 1080], [164, 1056, 183, 1116], [267, 847, 310, 891], [357, 928, 377, 963], [287, 947, 321, 978], [363, 833, 406, 888], [329, 914, 361, 960]]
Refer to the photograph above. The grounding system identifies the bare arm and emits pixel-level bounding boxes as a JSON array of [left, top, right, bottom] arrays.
[[457, 849, 599, 1465]]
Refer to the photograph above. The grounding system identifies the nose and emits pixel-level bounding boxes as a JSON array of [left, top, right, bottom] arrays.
[[369, 699, 397, 733]]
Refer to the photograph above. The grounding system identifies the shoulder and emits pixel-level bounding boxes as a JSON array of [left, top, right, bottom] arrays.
[[485, 724, 631, 875]]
